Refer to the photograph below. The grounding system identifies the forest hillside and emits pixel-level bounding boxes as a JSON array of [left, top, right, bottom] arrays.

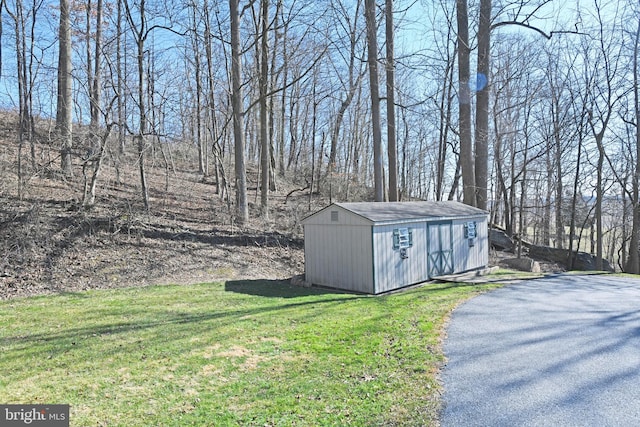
[[0, 111, 326, 299], [3, 0, 639, 278]]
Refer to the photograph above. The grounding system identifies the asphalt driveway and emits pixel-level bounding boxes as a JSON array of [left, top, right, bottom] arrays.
[[440, 274, 640, 427]]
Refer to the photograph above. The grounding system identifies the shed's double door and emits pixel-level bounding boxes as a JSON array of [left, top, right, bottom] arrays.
[[427, 221, 454, 277]]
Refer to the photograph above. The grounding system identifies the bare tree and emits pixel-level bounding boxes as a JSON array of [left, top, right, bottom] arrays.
[[584, 1, 624, 270], [82, 98, 117, 207], [259, 0, 269, 217], [275, 0, 287, 177], [430, 0, 458, 202], [625, 14, 640, 273], [116, 0, 125, 157], [565, 50, 591, 269], [385, 0, 397, 201], [203, 0, 228, 197], [459, 0, 572, 209], [490, 36, 547, 238], [365, 0, 383, 202], [3, 0, 32, 195], [123, 0, 151, 210], [536, 42, 578, 248], [456, 0, 475, 206], [474, 0, 491, 210], [57, 0, 73, 177], [189, 1, 206, 176], [229, 0, 248, 223], [87, 0, 103, 130], [82, 0, 107, 207], [327, 0, 366, 179]]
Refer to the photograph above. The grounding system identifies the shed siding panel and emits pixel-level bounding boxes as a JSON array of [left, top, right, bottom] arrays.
[[451, 216, 489, 273], [372, 223, 428, 293], [303, 224, 373, 293]]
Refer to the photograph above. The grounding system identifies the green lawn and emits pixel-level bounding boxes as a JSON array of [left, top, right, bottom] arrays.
[[0, 279, 500, 426]]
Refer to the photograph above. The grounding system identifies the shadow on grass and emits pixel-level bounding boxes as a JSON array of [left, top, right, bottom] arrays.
[[387, 280, 493, 295], [225, 278, 493, 299], [428, 280, 500, 290], [224, 278, 353, 298], [1, 283, 361, 361]]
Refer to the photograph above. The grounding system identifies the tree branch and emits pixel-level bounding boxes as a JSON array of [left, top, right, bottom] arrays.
[[243, 45, 328, 114], [491, 21, 589, 40]]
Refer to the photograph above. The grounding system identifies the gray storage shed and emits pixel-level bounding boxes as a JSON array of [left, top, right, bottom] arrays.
[[301, 201, 489, 294]]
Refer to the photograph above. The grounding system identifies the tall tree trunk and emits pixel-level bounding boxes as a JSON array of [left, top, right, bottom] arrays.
[[135, 22, 149, 210], [116, 0, 125, 157], [327, 0, 364, 179], [554, 133, 564, 249], [6, 0, 30, 196], [287, 82, 299, 170], [229, 0, 248, 224], [474, 0, 491, 210], [448, 158, 462, 201], [88, 0, 103, 129], [192, 5, 206, 177], [259, 0, 269, 218], [550, 80, 565, 249], [567, 107, 585, 270], [27, 0, 38, 169], [436, 42, 456, 201], [385, 0, 397, 201], [57, 0, 73, 176], [123, 0, 150, 210], [277, 1, 287, 176], [626, 17, 640, 274], [82, 0, 104, 207], [543, 146, 552, 246], [365, 0, 384, 202], [585, 1, 619, 270], [203, 0, 223, 193], [82, 0, 104, 206], [456, 0, 475, 206], [84, 119, 115, 207], [400, 103, 408, 199], [267, 1, 278, 192], [594, 133, 604, 271], [328, 83, 360, 178], [309, 75, 317, 210], [517, 144, 529, 258]]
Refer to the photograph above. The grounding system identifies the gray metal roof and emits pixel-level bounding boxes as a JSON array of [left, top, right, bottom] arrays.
[[335, 201, 487, 223]]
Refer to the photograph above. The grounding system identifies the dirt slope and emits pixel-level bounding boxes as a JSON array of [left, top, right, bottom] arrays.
[[0, 113, 317, 299]]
